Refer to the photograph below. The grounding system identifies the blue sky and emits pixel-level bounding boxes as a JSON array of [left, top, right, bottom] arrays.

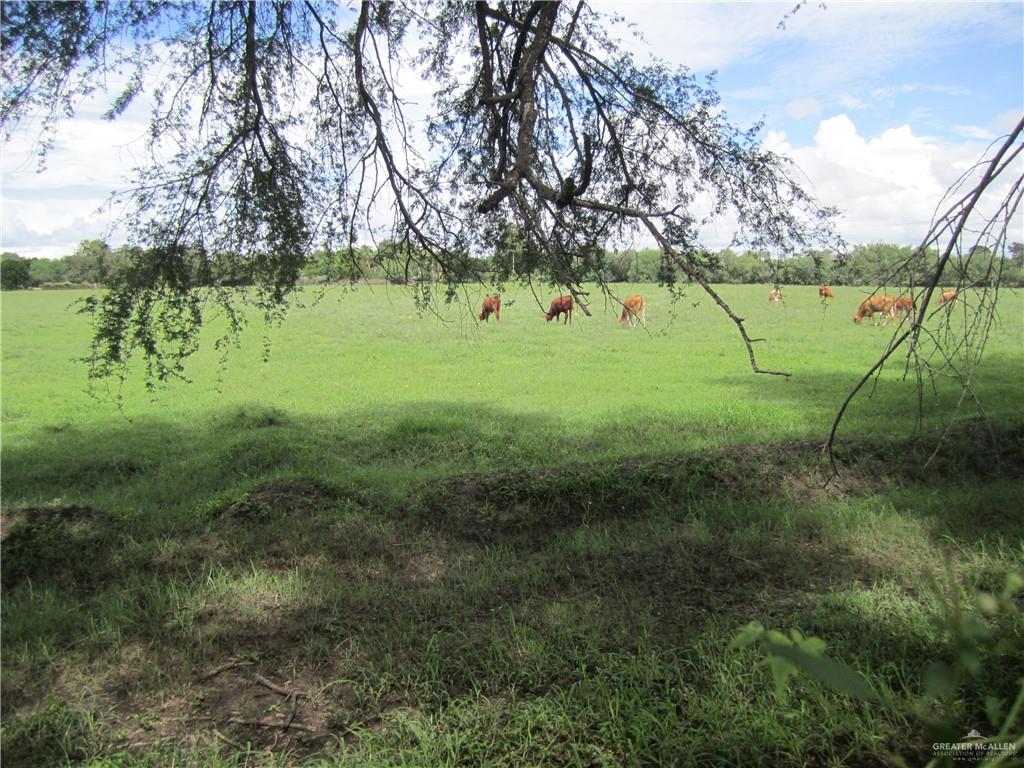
[[612, 2, 1022, 142], [604, 1, 1023, 245], [2, 1, 1022, 259], [716, 25, 1020, 147]]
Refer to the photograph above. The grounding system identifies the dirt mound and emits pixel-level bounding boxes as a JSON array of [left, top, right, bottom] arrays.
[[1, 505, 111, 590], [220, 479, 349, 520], [34, 660, 337, 761], [1, 504, 101, 541], [422, 421, 1024, 540], [422, 446, 803, 540]]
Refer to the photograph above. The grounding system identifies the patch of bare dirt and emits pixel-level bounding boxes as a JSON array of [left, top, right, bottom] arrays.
[[113, 660, 336, 758], [406, 552, 446, 584]]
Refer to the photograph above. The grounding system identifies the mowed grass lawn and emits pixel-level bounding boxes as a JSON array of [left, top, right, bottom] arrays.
[[2, 284, 1023, 766]]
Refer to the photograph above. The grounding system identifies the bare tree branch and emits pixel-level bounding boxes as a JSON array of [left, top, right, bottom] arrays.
[[825, 116, 1024, 475]]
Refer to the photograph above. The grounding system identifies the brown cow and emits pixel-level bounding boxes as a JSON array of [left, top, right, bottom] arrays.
[[853, 294, 898, 325], [545, 294, 574, 324], [819, 284, 834, 302], [479, 295, 501, 322], [618, 295, 647, 328], [768, 286, 783, 303], [893, 295, 914, 318], [938, 289, 958, 305]]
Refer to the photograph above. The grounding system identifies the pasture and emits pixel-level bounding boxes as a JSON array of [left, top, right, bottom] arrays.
[[2, 284, 1023, 766]]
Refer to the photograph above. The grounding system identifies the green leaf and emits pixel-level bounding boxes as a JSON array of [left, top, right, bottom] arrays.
[[767, 655, 797, 701], [765, 641, 876, 700], [978, 592, 1000, 616], [958, 647, 982, 676], [923, 661, 955, 699], [985, 695, 1004, 727], [963, 615, 992, 641], [798, 636, 827, 656], [728, 621, 764, 650], [765, 630, 792, 646], [1002, 572, 1024, 601]]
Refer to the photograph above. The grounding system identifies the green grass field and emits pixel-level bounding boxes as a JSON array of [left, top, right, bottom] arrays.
[[2, 284, 1023, 766]]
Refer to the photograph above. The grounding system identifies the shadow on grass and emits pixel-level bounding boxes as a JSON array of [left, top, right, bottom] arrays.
[[2, 398, 1022, 587], [2, 400, 1022, 763], [0, 486, 898, 728], [4, 478, 1016, 766], [5, 386, 1023, 504], [712, 351, 1024, 440]]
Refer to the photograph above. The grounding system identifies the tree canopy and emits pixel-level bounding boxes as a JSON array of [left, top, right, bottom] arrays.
[[1, 255, 32, 290], [2, 0, 840, 383]]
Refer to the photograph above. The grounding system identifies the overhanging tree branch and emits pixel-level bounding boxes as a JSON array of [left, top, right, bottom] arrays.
[[4, 0, 839, 385]]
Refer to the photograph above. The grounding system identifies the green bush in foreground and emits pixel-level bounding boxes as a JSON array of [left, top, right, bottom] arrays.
[[734, 571, 1024, 767]]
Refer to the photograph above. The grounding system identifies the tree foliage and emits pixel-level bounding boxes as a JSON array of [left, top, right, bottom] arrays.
[[1, 255, 32, 290], [2, 0, 839, 384]]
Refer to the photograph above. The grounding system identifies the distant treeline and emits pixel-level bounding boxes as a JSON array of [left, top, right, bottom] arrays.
[[1, 241, 269, 291], [595, 243, 1024, 288], [4, 239, 1023, 290], [2, 241, 142, 290]]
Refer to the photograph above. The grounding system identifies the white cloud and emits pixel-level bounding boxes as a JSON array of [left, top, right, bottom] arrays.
[[992, 109, 1023, 134], [785, 97, 821, 119], [762, 130, 791, 154], [837, 94, 870, 111], [723, 86, 773, 101], [954, 125, 998, 140], [603, 1, 1019, 166], [763, 114, 1020, 245], [761, 7, 1009, 96], [872, 83, 971, 101], [1, 88, 149, 258], [0, 211, 112, 260], [602, 2, 787, 72], [606, 2, 1019, 88]]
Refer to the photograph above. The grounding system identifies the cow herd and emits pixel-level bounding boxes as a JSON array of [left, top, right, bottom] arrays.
[[477, 292, 648, 328], [478, 286, 959, 327], [850, 289, 957, 325], [775, 284, 958, 326]]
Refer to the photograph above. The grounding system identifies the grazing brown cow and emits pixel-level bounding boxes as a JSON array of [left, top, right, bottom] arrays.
[[618, 295, 647, 328], [938, 289, 958, 305], [893, 295, 914, 318], [479, 295, 501, 322], [819, 284, 834, 302], [853, 294, 898, 325], [545, 294, 574, 323], [768, 286, 783, 303]]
